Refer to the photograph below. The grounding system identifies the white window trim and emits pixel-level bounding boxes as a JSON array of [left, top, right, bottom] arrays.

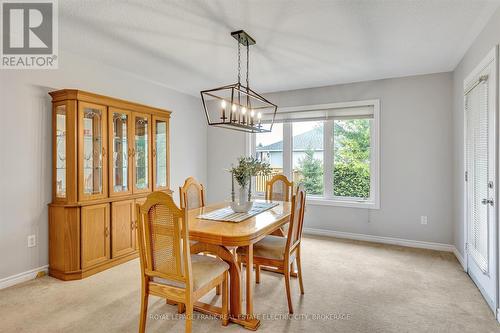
[[247, 99, 380, 210]]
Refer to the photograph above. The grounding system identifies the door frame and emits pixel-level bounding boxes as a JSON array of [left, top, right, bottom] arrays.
[[463, 45, 499, 317]]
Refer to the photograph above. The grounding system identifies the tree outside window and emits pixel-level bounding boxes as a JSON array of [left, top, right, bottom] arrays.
[[255, 116, 373, 201], [333, 119, 371, 198]]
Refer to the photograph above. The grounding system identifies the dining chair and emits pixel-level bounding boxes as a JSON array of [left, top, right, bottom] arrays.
[[179, 177, 205, 209], [265, 174, 294, 202], [136, 192, 229, 333], [265, 174, 294, 237], [237, 185, 306, 314], [179, 176, 225, 295]]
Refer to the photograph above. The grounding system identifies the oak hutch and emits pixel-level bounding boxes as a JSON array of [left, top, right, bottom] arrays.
[[48, 89, 171, 280]]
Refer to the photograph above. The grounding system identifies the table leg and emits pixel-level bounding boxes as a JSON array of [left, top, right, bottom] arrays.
[[246, 244, 254, 316], [190, 242, 260, 330]]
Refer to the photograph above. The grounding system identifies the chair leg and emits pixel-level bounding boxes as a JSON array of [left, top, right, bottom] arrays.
[[296, 247, 304, 294], [177, 303, 186, 314], [284, 264, 293, 314], [185, 300, 194, 333], [139, 284, 149, 333], [255, 264, 260, 284], [216, 284, 221, 295], [237, 257, 243, 272], [222, 271, 229, 326]]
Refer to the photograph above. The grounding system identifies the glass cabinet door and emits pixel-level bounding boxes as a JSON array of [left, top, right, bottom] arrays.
[[109, 109, 132, 196], [133, 113, 151, 193], [153, 116, 169, 190], [79, 102, 108, 200], [55, 104, 67, 199]]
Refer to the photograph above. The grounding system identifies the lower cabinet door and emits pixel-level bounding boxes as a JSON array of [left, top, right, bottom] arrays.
[[111, 200, 136, 257], [134, 197, 148, 250], [81, 203, 110, 269]]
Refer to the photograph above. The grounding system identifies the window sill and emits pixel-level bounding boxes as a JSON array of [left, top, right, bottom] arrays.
[[306, 197, 379, 209], [254, 194, 379, 209]]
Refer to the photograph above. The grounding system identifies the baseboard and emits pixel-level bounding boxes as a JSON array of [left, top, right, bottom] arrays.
[[0, 265, 49, 290], [453, 246, 467, 271], [303, 228, 455, 252]]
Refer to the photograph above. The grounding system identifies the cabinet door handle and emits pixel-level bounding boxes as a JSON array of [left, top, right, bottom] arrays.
[[131, 221, 135, 230], [102, 147, 106, 157], [105, 227, 109, 237], [131, 148, 136, 157], [152, 148, 157, 158], [128, 147, 133, 158]]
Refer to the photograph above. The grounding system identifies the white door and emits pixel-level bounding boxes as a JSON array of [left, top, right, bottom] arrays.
[[464, 47, 498, 314]]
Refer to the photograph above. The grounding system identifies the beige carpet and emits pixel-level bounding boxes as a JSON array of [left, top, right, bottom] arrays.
[[1, 235, 499, 333]]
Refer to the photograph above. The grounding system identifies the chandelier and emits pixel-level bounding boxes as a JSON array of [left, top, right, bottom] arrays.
[[200, 30, 277, 133]]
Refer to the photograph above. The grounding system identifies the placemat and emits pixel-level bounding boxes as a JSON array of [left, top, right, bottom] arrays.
[[197, 202, 279, 222]]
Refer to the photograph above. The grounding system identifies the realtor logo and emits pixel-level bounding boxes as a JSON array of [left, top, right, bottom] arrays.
[[1, 0, 58, 69]]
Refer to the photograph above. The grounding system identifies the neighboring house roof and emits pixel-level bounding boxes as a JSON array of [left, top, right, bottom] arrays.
[[256, 126, 324, 152]]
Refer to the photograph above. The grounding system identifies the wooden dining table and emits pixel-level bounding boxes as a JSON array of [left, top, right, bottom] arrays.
[[186, 199, 292, 330]]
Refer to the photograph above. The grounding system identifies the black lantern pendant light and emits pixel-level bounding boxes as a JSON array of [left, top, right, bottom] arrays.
[[200, 30, 277, 133]]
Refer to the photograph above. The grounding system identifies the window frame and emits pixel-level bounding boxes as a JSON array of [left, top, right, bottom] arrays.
[[248, 99, 380, 209]]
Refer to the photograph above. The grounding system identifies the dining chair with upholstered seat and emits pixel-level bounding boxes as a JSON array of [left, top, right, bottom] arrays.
[[136, 192, 229, 333], [261, 174, 295, 278], [179, 176, 226, 295], [238, 185, 306, 314], [179, 177, 205, 210], [265, 174, 294, 203], [266, 174, 293, 237]]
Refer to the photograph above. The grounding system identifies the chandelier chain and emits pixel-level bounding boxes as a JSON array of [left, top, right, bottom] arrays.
[[237, 38, 241, 84], [246, 40, 249, 89], [246, 40, 250, 109]]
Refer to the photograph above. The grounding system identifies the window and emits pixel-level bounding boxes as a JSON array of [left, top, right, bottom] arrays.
[[333, 119, 371, 199], [251, 100, 379, 209], [255, 123, 283, 192], [292, 121, 324, 195]]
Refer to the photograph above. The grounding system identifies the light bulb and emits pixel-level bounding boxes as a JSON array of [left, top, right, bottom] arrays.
[[250, 109, 255, 117], [257, 112, 262, 119], [221, 100, 226, 108], [241, 107, 247, 114], [231, 104, 237, 112]]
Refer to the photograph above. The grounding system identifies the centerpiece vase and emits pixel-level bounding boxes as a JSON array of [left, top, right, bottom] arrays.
[[231, 181, 254, 213], [239, 184, 248, 205]]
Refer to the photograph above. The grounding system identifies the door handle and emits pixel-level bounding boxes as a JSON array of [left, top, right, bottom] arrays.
[[481, 198, 494, 206]]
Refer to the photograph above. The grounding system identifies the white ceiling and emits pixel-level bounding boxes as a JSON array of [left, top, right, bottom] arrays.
[[60, 0, 500, 96]]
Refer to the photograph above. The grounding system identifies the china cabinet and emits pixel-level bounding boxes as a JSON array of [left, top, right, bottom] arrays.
[[48, 89, 171, 280]]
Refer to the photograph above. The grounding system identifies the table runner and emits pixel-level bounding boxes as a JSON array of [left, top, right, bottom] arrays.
[[197, 202, 279, 222]]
